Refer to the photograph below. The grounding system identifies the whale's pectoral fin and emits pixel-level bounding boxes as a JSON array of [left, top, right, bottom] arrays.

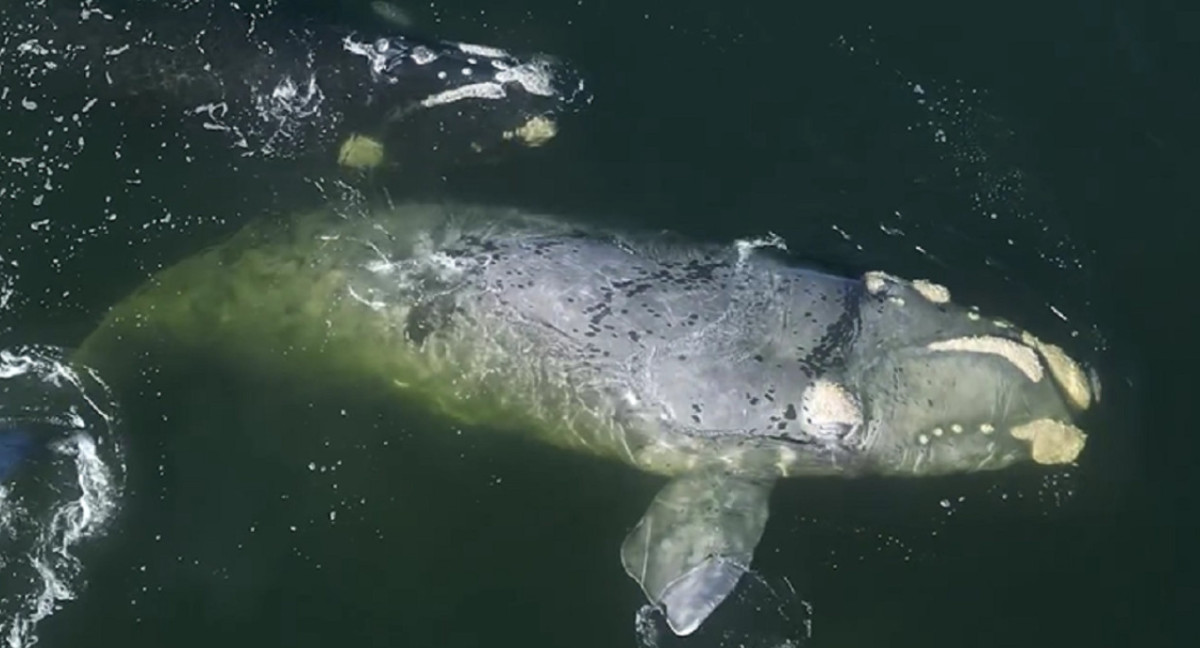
[[620, 469, 774, 637]]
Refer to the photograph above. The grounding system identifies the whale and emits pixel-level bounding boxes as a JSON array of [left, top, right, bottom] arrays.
[[71, 202, 1096, 636], [5, 1, 589, 171]]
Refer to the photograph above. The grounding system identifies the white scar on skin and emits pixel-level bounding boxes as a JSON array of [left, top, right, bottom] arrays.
[[926, 335, 1044, 382]]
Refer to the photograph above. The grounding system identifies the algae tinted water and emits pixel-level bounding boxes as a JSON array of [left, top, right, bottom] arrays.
[[0, 0, 1185, 647]]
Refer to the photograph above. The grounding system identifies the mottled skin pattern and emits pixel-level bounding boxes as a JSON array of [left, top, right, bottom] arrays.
[[73, 204, 1094, 636], [399, 228, 863, 477], [74, 204, 858, 475]]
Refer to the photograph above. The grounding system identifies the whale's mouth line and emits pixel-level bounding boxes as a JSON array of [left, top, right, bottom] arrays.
[[673, 425, 824, 449], [763, 433, 821, 447]]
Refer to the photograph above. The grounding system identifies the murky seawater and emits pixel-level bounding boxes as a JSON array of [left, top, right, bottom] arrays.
[[1, 1, 1185, 647]]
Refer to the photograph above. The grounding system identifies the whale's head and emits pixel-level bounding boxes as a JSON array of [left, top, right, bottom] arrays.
[[834, 272, 1095, 476], [342, 33, 590, 157]]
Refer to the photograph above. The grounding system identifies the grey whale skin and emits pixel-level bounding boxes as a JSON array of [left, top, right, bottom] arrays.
[[74, 204, 1096, 637]]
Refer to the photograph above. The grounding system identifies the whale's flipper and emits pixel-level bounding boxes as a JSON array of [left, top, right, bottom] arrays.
[[621, 469, 774, 637]]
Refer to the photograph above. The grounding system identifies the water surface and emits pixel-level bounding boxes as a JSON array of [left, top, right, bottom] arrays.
[[0, 0, 1184, 646]]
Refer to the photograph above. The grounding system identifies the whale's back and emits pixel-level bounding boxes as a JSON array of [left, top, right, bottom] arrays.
[[75, 203, 863, 477]]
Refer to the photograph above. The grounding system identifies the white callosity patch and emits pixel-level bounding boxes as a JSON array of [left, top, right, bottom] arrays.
[[798, 380, 862, 443], [416, 55, 564, 110], [337, 133, 385, 169], [343, 36, 400, 78], [861, 271, 905, 305], [1021, 332, 1093, 411], [926, 335, 1044, 383], [502, 115, 558, 147], [455, 42, 512, 59], [911, 279, 950, 304], [492, 56, 562, 98], [863, 271, 950, 304], [0, 345, 125, 648], [408, 45, 438, 65], [863, 270, 892, 295], [1009, 419, 1087, 465], [418, 81, 508, 108]]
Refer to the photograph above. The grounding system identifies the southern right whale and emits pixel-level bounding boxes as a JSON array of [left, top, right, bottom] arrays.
[[72, 202, 1096, 637], [6, 0, 589, 170]]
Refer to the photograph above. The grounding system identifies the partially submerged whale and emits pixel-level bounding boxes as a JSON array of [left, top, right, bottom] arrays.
[[72, 202, 1095, 636], [8, 1, 588, 169]]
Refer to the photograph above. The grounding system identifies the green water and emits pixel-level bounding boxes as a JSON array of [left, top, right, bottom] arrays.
[[1, 0, 1188, 646]]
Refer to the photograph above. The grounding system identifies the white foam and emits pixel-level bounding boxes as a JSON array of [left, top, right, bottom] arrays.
[[455, 42, 510, 59], [733, 232, 788, 266], [0, 346, 125, 648]]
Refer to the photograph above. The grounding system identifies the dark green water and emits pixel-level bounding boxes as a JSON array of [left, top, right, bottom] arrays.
[[0, 0, 1190, 646]]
